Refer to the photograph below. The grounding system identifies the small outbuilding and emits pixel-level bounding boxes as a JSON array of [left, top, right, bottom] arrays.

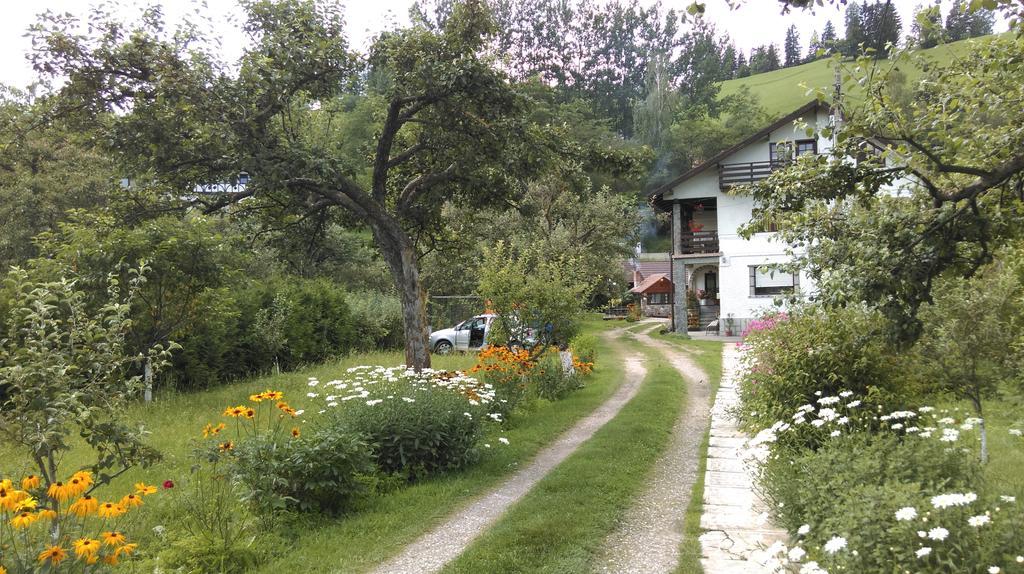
[[629, 273, 672, 318]]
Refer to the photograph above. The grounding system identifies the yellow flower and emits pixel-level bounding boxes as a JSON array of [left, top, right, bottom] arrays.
[[116, 543, 138, 557], [97, 502, 126, 519], [223, 405, 246, 417], [120, 494, 143, 509], [243, 408, 256, 419], [0, 487, 27, 511], [22, 475, 41, 490], [37, 546, 67, 566], [102, 553, 120, 565], [1, 565, 7, 574], [69, 495, 99, 517], [202, 422, 227, 438], [47, 481, 74, 503], [0, 479, 12, 491], [101, 531, 127, 546], [218, 441, 235, 452], [73, 538, 102, 560], [11, 510, 38, 529], [291, 427, 301, 438], [134, 482, 158, 496], [66, 477, 89, 498], [263, 390, 284, 401], [37, 508, 58, 520], [16, 495, 39, 511], [249, 392, 267, 402]]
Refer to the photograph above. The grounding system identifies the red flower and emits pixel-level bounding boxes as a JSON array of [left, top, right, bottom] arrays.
[[163, 480, 175, 489]]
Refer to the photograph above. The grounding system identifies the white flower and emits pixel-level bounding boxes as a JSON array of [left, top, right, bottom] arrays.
[[823, 536, 847, 554], [1000, 496, 1016, 503], [1010, 429, 1023, 437], [919, 431, 933, 438], [366, 399, 383, 406], [463, 412, 473, 418], [839, 390, 853, 398], [788, 546, 806, 562], [1016, 556, 1023, 563], [927, 527, 949, 541], [895, 507, 918, 521], [811, 419, 825, 427], [797, 524, 810, 536], [307, 392, 319, 398], [484, 443, 491, 448], [830, 430, 841, 437], [940, 428, 960, 442], [968, 515, 991, 527], [988, 568, 1000, 574], [931, 493, 977, 509], [892, 423, 904, 430], [938, 417, 956, 424], [402, 397, 416, 403], [294, 409, 304, 416], [918, 406, 935, 412], [916, 547, 932, 558], [799, 561, 825, 574], [847, 400, 862, 408], [837, 416, 850, 425], [917, 530, 927, 538], [818, 396, 840, 406], [488, 413, 503, 422], [498, 437, 509, 445]]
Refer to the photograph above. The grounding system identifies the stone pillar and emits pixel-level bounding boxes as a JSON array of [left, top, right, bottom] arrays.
[[672, 202, 683, 255], [672, 258, 689, 332]]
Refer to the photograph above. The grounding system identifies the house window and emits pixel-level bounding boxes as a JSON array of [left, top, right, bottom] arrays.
[[769, 142, 793, 164], [748, 265, 799, 296], [648, 293, 669, 305], [795, 139, 817, 156]]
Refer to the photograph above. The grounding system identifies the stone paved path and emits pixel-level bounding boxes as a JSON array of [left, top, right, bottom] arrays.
[[699, 344, 787, 574], [370, 328, 647, 574], [595, 323, 712, 574]]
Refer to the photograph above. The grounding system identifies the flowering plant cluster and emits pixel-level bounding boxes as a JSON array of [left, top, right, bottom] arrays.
[[203, 388, 304, 454], [0, 471, 157, 572], [742, 390, 1024, 573], [468, 345, 592, 410], [307, 366, 496, 414]]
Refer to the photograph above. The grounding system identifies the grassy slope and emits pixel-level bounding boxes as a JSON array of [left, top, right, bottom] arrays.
[[718, 36, 988, 116]]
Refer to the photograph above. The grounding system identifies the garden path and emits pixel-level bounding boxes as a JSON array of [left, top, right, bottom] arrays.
[[369, 326, 648, 574], [595, 322, 713, 574], [699, 344, 787, 573]]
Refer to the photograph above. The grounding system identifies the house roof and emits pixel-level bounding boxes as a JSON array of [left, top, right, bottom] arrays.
[[622, 259, 671, 283], [630, 273, 672, 294], [647, 99, 825, 205]]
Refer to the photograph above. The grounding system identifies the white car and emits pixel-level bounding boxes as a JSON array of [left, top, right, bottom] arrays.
[[429, 314, 497, 354]]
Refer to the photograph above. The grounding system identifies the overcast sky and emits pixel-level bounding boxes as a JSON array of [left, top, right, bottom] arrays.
[[0, 0, 1007, 89]]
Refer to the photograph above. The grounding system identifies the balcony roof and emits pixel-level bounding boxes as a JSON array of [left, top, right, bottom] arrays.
[[647, 99, 824, 208]]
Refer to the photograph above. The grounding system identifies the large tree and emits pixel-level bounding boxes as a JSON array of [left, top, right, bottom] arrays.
[[740, 35, 1024, 342], [784, 25, 802, 67], [29, 0, 567, 369]]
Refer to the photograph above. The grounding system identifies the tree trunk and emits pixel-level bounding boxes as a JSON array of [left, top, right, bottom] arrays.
[[372, 221, 432, 370]]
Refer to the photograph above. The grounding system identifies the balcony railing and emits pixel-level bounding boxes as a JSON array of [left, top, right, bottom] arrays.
[[678, 230, 719, 255], [718, 160, 787, 190]]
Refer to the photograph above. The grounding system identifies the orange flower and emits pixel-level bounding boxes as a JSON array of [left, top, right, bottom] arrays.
[[203, 422, 227, 437], [218, 441, 235, 452], [37, 546, 67, 566], [223, 405, 246, 417], [102, 553, 120, 566], [21, 475, 41, 490], [115, 543, 138, 557], [66, 474, 91, 498], [249, 392, 267, 402], [47, 481, 74, 503], [97, 502, 126, 519], [101, 531, 127, 546], [243, 408, 256, 419], [134, 482, 158, 496], [68, 495, 99, 517], [73, 538, 102, 560], [37, 508, 58, 520], [263, 390, 284, 401], [11, 510, 38, 529], [291, 427, 301, 438], [0, 487, 28, 511], [120, 494, 143, 509]]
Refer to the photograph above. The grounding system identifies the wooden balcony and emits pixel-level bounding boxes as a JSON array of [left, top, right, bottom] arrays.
[[678, 230, 719, 255], [718, 160, 786, 190]]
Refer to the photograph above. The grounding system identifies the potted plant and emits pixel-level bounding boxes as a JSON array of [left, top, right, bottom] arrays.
[[697, 289, 710, 305]]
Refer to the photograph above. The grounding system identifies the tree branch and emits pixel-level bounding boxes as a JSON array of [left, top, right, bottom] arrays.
[[397, 163, 457, 214]]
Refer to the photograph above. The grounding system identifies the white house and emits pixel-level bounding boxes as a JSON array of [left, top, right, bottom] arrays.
[[648, 100, 833, 336]]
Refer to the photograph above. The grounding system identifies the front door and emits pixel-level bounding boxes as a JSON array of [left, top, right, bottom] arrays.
[[456, 317, 486, 351]]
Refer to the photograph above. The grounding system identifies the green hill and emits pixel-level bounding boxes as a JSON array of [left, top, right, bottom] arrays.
[[718, 35, 995, 116]]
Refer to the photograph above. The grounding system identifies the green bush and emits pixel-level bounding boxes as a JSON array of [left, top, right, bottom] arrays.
[[569, 333, 597, 364], [232, 429, 374, 515], [738, 307, 910, 431], [311, 367, 494, 480], [529, 352, 581, 401], [346, 290, 404, 350]]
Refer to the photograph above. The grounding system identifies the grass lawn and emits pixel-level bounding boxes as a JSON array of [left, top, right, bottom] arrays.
[[440, 330, 697, 573], [944, 390, 1024, 493], [1, 319, 628, 572]]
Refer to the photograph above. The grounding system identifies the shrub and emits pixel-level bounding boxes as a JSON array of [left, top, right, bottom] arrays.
[[529, 351, 582, 401], [569, 333, 597, 365], [737, 307, 910, 431], [346, 291, 404, 350], [232, 428, 374, 515], [309, 367, 498, 479], [469, 345, 535, 414]]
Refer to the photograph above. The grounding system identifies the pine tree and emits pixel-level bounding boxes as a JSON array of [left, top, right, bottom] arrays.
[[821, 20, 838, 53], [965, 5, 996, 38], [765, 43, 781, 71], [748, 46, 768, 74], [784, 25, 802, 67], [806, 30, 821, 61], [721, 44, 737, 79], [736, 52, 750, 77], [862, 1, 902, 58], [843, 2, 865, 57], [945, 0, 969, 41]]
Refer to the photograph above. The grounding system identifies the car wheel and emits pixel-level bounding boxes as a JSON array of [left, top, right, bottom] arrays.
[[434, 340, 454, 354]]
